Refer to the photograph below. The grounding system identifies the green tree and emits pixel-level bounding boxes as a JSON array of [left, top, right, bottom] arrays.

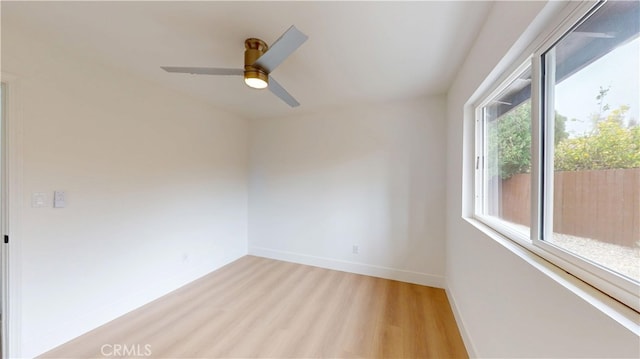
[[487, 101, 532, 179], [555, 112, 569, 145], [488, 101, 569, 179], [488, 88, 638, 177], [555, 106, 640, 171], [596, 86, 611, 115]]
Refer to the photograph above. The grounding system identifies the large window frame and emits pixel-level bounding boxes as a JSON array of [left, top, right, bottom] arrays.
[[474, 0, 640, 314]]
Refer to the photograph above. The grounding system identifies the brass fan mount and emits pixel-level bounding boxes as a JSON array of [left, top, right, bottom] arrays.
[[244, 38, 269, 85]]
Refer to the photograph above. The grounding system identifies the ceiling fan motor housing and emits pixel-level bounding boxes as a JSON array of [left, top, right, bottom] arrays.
[[244, 38, 269, 86]]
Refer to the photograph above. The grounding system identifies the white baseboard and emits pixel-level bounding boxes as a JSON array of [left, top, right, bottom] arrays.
[[249, 246, 445, 288], [445, 285, 477, 358]]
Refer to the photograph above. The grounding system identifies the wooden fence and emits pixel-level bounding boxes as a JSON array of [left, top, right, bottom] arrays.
[[495, 168, 639, 247]]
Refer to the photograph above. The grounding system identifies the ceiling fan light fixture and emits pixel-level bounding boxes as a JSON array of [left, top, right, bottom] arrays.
[[161, 26, 307, 107], [244, 69, 269, 89], [243, 38, 269, 89]]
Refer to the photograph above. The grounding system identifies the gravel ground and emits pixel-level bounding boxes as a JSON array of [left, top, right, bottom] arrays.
[[548, 233, 640, 282], [509, 223, 640, 282]]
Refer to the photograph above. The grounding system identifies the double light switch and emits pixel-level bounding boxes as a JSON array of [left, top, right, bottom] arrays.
[[31, 191, 66, 208]]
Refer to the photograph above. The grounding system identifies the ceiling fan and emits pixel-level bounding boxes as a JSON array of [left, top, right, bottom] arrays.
[[161, 25, 308, 107]]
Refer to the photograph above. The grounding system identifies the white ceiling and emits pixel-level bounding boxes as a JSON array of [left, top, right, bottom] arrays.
[[2, 1, 493, 120]]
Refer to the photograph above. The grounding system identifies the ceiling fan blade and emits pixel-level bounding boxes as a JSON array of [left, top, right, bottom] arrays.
[[268, 76, 300, 108], [161, 67, 243, 76], [254, 25, 308, 73]]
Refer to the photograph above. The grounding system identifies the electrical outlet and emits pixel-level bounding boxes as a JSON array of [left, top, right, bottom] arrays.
[[352, 245, 359, 254]]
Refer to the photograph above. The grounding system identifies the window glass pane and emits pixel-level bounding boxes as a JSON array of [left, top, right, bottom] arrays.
[[481, 67, 532, 237], [546, 1, 639, 282]]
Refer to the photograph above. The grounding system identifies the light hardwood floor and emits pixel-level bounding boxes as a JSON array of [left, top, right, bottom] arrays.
[[41, 256, 468, 358]]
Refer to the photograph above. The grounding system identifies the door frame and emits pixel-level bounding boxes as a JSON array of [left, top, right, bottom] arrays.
[[1, 72, 23, 358]]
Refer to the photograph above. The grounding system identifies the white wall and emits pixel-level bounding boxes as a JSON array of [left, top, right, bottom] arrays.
[[2, 22, 249, 357], [446, 1, 640, 358], [6, 1, 638, 357], [249, 98, 447, 287]]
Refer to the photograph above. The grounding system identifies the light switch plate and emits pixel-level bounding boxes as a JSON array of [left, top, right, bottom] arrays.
[[54, 191, 66, 208], [31, 192, 46, 208]]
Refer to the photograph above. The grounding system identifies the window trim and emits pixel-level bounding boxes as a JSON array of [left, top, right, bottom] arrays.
[[473, 0, 640, 314]]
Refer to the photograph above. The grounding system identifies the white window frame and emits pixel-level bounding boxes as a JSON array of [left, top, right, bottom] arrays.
[[474, 0, 640, 313], [474, 60, 533, 247]]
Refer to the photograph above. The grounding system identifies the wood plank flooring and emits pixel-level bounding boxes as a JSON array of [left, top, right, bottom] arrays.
[[40, 256, 468, 358]]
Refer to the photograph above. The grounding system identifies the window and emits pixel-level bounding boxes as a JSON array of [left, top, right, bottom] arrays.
[[475, 0, 639, 312], [476, 64, 532, 241]]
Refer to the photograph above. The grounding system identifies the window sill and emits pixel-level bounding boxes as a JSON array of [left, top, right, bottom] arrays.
[[463, 216, 640, 335]]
